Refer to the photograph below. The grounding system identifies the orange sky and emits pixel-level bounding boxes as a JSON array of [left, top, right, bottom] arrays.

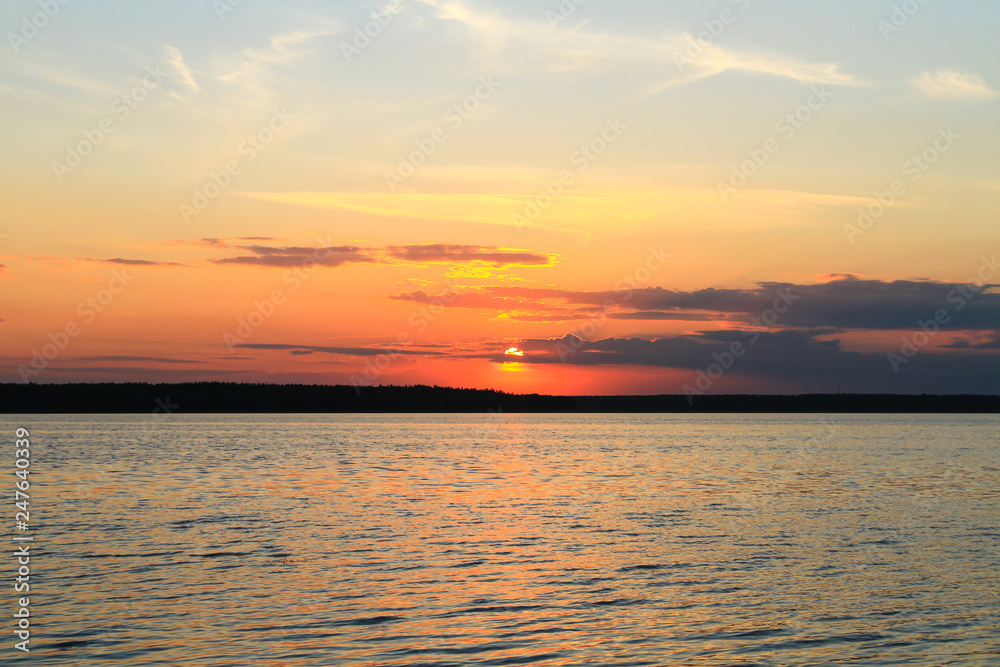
[[2, 0, 999, 394]]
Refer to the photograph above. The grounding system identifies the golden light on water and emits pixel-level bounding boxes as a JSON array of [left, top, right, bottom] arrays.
[[28, 414, 1000, 664]]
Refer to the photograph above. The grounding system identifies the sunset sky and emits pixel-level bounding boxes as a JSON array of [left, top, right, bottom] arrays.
[[2, 0, 999, 394]]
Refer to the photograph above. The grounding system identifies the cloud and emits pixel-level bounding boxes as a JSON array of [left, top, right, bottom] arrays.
[[244, 28, 336, 66], [676, 47, 859, 89], [6, 59, 121, 97], [912, 69, 998, 101], [506, 309, 617, 323], [390, 288, 711, 323], [16, 367, 255, 379], [174, 237, 279, 249], [975, 334, 1000, 349], [240, 191, 539, 229], [212, 245, 377, 268], [238, 343, 447, 357], [0, 81, 59, 104], [391, 273, 1000, 330], [391, 290, 534, 309], [505, 331, 1000, 394], [241, 190, 869, 238], [215, 27, 340, 96], [165, 45, 199, 93], [513, 330, 837, 368], [195, 238, 231, 248], [385, 244, 553, 267], [390, 288, 602, 322], [210, 242, 553, 269], [80, 257, 185, 267], [608, 311, 720, 322], [75, 356, 205, 364], [630, 278, 1000, 331], [941, 331, 1000, 350], [413, 0, 861, 91]]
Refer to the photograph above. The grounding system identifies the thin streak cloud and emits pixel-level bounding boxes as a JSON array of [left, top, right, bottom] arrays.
[[414, 0, 862, 91], [912, 69, 998, 101]]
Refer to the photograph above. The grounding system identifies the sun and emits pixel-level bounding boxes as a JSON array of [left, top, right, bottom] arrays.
[[504, 347, 524, 357]]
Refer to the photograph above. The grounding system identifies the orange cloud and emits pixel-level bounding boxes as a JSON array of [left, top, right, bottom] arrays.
[[385, 244, 553, 267]]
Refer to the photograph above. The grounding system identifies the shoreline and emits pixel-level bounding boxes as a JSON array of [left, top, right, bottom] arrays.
[[3, 383, 999, 414]]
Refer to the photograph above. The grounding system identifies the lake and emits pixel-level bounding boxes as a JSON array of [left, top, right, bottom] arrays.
[[6, 414, 999, 665]]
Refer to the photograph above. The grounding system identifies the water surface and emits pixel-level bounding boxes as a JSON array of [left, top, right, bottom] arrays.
[[6, 414, 999, 665]]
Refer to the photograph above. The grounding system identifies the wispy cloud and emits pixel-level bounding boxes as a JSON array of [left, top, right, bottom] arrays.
[[79, 257, 185, 267], [386, 244, 553, 267], [241, 191, 531, 228], [165, 45, 200, 94], [0, 81, 58, 104], [238, 188, 873, 242], [210, 242, 553, 269], [75, 356, 205, 364], [170, 237, 279, 249], [238, 343, 447, 357], [414, 0, 861, 91], [912, 69, 998, 101], [21, 242, 554, 272], [214, 26, 339, 96], [5, 58, 121, 97]]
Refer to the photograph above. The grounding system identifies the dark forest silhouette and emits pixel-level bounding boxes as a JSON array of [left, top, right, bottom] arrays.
[[2, 383, 999, 413]]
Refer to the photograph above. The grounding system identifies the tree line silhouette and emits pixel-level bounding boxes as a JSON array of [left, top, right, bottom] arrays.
[[2, 383, 998, 413]]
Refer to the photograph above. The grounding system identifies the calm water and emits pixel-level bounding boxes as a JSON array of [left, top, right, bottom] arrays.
[[4, 414, 999, 665]]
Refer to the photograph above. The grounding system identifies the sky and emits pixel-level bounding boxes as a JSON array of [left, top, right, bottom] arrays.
[[1, 0, 999, 395]]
